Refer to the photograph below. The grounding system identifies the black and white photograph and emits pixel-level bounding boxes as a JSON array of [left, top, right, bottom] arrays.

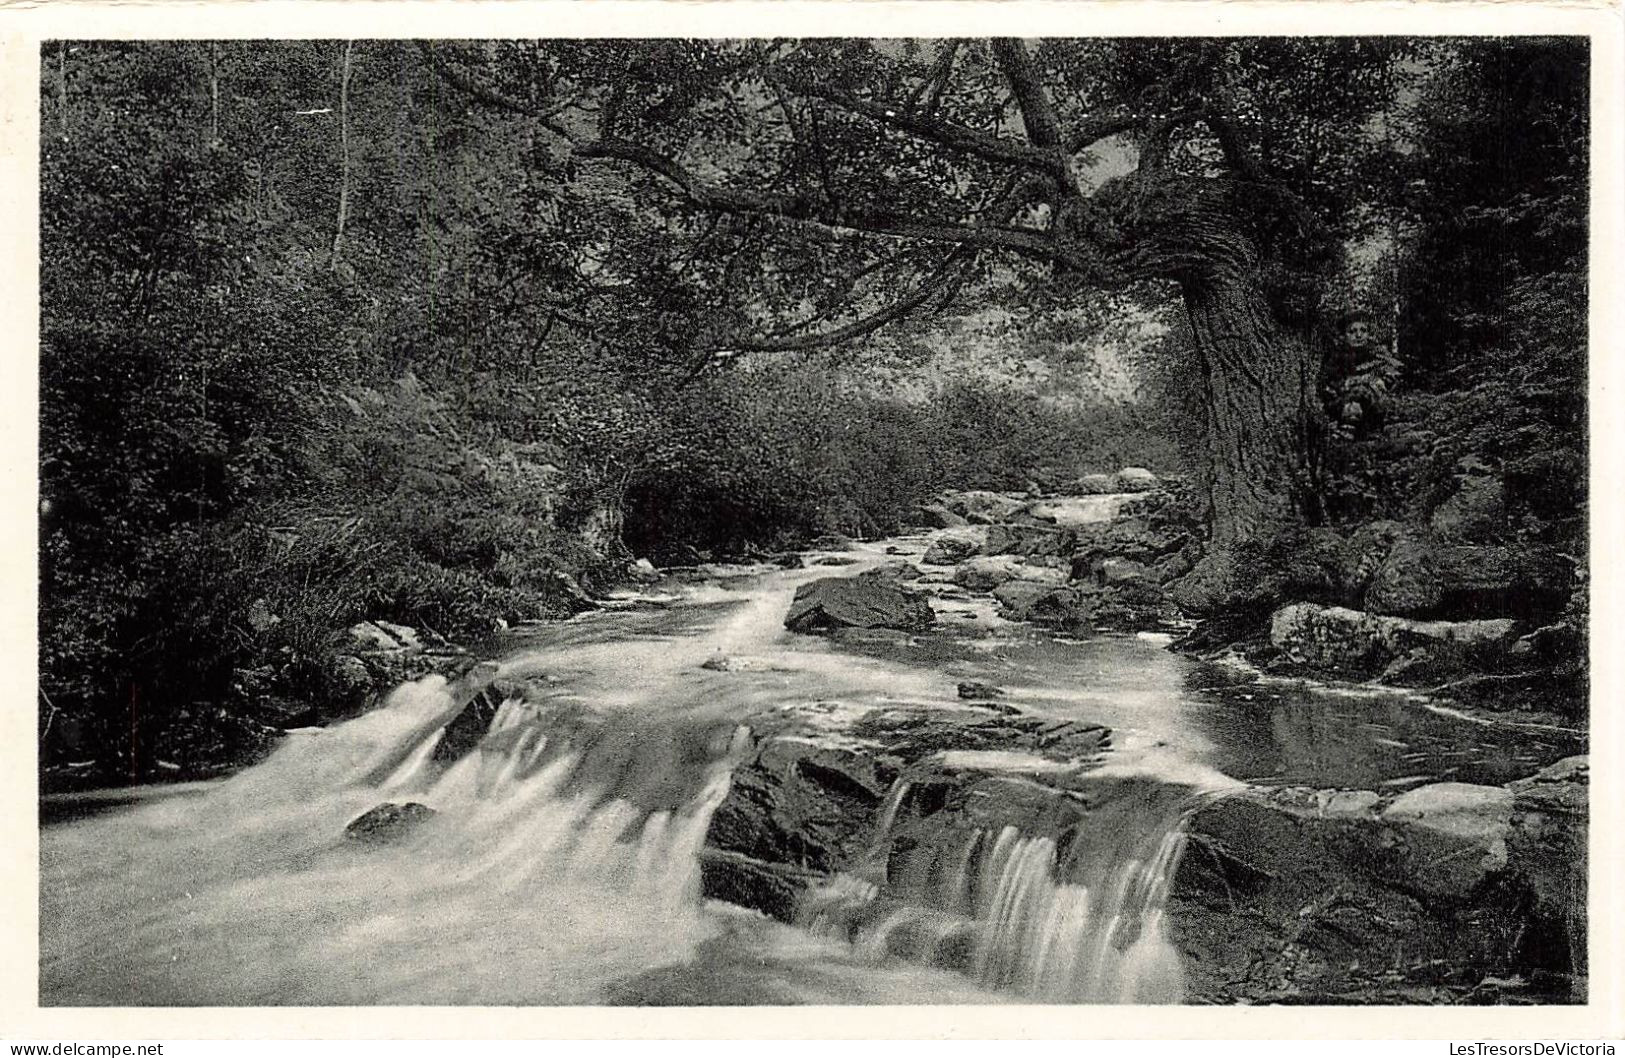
[[21, 10, 1612, 1026]]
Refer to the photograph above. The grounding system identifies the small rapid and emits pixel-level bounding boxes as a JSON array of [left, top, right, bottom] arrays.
[[40, 496, 1581, 1006]]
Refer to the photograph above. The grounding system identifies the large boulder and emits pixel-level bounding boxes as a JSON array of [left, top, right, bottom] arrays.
[[785, 576, 936, 634], [991, 580, 1089, 629], [940, 490, 1028, 523], [1113, 467, 1160, 493], [1069, 516, 1191, 573], [983, 522, 1075, 559], [921, 528, 984, 565], [1269, 602, 1515, 676], [1076, 581, 1183, 633], [1382, 783, 1515, 902], [1171, 779, 1583, 1004], [951, 556, 1026, 592], [1354, 523, 1573, 621], [702, 698, 1111, 913], [913, 503, 968, 530]]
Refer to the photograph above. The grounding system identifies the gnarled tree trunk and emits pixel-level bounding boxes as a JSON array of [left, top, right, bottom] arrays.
[[1182, 270, 1317, 552]]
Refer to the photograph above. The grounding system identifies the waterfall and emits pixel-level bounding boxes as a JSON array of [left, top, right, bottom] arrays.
[[799, 774, 1205, 1004]]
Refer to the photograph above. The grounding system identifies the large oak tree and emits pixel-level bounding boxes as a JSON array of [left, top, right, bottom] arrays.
[[432, 37, 1399, 596]]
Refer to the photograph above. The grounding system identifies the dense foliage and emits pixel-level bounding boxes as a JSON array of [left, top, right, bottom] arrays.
[[39, 37, 1588, 783]]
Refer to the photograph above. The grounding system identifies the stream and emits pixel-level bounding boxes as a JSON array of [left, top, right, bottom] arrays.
[[39, 501, 1582, 1006]]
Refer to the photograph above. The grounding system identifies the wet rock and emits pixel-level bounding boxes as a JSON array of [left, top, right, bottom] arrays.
[[430, 665, 522, 764], [921, 528, 984, 565], [862, 560, 922, 582], [1355, 524, 1573, 621], [956, 680, 1005, 700], [951, 556, 1025, 592], [1076, 581, 1183, 633], [699, 849, 823, 923], [631, 557, 661, 582], [913, 503, 968, 529], [1098, 557, 1151, 586], [1069, 517, 1192, 577], [983, 522, 1074, 559], [991, 580, 1089, 630], [1113, 466, 1160, 493], [1317, 789, 1381, 818], [940, 490, 1028, 523], [1383, 783, 1514, 902], [323, 654, 374, 715], [784, 576, 936, 635], [345, 802, 437, 844], [813, 555, 859, 567], [1270, 602, 1515, 676], [708, 699, 1112, 898], [1170, 784, 1581, 1004], [1506, 756, 1588, 975]]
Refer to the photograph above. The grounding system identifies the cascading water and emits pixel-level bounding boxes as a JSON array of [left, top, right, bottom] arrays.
[[799, 773, 1211, 1003], [42, 505, 1548, 1006], [40, 672, 751, 1006]]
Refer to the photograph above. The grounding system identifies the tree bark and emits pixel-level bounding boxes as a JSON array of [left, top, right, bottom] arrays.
[[1181, 270, 1316, 551]]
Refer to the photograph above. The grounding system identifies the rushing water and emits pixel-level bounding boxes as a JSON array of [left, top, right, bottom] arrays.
[[39, 498, 1582, 1005]]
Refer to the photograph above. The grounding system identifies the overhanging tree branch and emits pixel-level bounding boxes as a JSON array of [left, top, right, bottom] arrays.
[[774, 71, 1053, 175], [418, 42, 572, 139], [575, 136, 1069, 264], [716, 248, 977, 354]]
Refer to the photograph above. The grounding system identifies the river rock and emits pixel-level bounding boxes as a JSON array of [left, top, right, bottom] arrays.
[[1169, 785, 1575, 1004], [1076, 581, 1182, 633], [992, 580, 1089, 630], [1113, 467, 1160, 493], [983, 523, 1073, 559], [323, 654, 374, 714], [951, 556, 1025, 592], [706, 699, 1111, 890], [956, 680, 1005, 700], [1098, 557, 1151, 586], [1269, 602, 1515, 675], [1382, 783, 1514, 902], [345, 802, 437, 844], [922, 528, 983, 565], [940, 490, 1028, 523], [785, 576, 936, 634], [1069, 517, 1191, 577], [914, 503, 968, 529], [1355, 523, 1572, 621]]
